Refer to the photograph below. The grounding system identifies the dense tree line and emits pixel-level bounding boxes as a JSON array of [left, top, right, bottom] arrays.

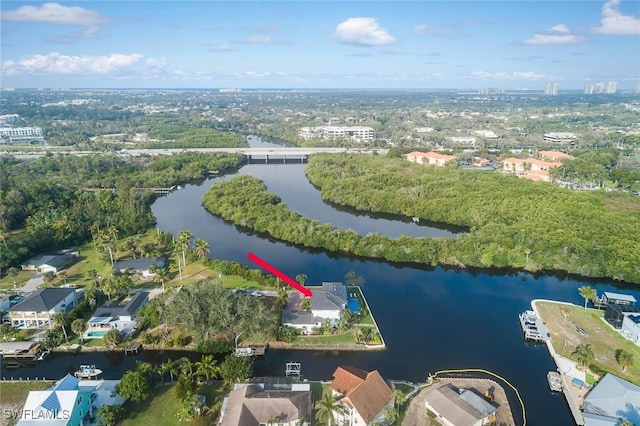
[[202, 157, 640, 283], [0, 152, 244, 272]]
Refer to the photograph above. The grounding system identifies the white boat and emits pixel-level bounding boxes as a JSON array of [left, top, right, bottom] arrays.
[[547, 371, 562, 392], [36, 350, 50, 361], [74, 364, 102, 378]]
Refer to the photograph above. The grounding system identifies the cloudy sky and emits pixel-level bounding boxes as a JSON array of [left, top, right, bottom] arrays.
[[1, 1, 639, 89]]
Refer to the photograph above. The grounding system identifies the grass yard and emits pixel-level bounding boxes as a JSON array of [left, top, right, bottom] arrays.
[[0, 381, 54, 426], [292, 329, 358, 345], [119, 382, 230, 426], [536, 301, 640, 385]]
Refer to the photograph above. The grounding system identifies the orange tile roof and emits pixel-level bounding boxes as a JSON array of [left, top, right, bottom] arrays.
[[331, 366, 393, 424]]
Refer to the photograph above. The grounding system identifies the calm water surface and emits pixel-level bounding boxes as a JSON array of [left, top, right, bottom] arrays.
[[4, 141, 640, 426]]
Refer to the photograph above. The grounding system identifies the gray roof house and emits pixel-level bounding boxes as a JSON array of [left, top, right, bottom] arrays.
[[87, 291, 149, 336], [281, 282, 348, 333], [424, 383, 498, 426], [9, 288, 78, 329], [113, 257, 166, 278], [21, 253, 78, 274], [220, 382, 312, 426], [583, 374, 640, 426]]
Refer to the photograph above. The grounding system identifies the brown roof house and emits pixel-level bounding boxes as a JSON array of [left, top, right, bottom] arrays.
[[406, 151, 457, 167], [329, 366, 394, 425], [424, 383, 498, 426], [219, 381, 312, 426]]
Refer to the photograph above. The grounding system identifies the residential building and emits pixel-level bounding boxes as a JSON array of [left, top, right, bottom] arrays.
[[406, 151, 457, 167], [86, 291, 149, 337], [424, 383, 498, 426], [414, 127, 434, 133], [584, 84, 594, 95], [18, 374, 125, 426], [473, 130, 498, 139], [447, 136, 477, 147], [605, 81, 618, 94], [281, 282, 350, 334], [501, 158, 527, 174], [539, 150, 575, 162], [621, 313, 640, 344], [501, 157, 562, 183], [21, 253, 78, 274], [298, 126, 374, 141], [9, 288, 78, 329], [596, 82, 606, 94], [582, 374, 640, 426], [0, 126, 44, 143], [544, 81, 558, 96], [113, 257, 166, 278], [329, 366, 394, 426], [219, 381, 312, 426], [543, 132, 577, 144]]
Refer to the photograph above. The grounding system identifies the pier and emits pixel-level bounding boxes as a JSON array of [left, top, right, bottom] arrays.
[[235, 344, 267, 357], [124, 342, 142, 355], [518, 310, 549, 343]]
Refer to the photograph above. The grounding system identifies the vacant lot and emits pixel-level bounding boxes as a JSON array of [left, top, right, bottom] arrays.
[[536, 301, 640, 385], [0, 381, 53, 426]]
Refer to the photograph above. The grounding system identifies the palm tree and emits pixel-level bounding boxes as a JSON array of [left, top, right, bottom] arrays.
[[276, 287, 289, 308], [573, 343, 595, 370], [6, 267, 19, 288], [295, 274, 308, 286], [153, 268, 170, 292], [300, 297, 311, 313], [71, 319, 88, 343], [87, 269, 99, 287], [266, 418, 278, 426], [193, 239, 210, 260], [578, 286, 597, 311], [344, 270, 364, 287], [52, 312, 69, 343], [195, 354, 219, 382], [58, 271, 68, 285], [159, 359, 178, 383], [315, 392, 340, 426], [177, 230, 193, 267], [616, 349, 634, 372], [42, 271, 56, 287]]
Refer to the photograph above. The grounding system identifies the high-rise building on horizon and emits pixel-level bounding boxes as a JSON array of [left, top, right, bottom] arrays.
[[605, 81, 618, 94], [544, 81, 558, 95], [595, 82, 606, 94], [584, 84, 594, 95]]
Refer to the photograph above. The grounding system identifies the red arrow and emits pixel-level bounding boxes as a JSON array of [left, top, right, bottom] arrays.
[[247, 252, 313, 297]]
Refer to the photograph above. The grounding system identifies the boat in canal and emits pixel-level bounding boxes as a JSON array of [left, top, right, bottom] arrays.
[[74, 364, 102, 378], [547, 371, 562, 392]]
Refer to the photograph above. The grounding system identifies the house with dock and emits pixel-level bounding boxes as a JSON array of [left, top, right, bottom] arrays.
[[86, 291, 149, 337], [281, 282, 349, 334], [598, 292, 640, 345], [424, 383, 498, 426], [582, 373, 640, 426]]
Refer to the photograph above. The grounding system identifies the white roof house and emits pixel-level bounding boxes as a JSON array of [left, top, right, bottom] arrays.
[[583, 374, 640, 426]]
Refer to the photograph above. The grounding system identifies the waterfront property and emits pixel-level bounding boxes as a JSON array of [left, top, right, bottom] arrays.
[[329, 366, 394, 426], [219, 380, 312, 426], [518, 310, 549, 343], [424, 383, 499, 426], [0, 341, 46, 366], [20, 253, 78, 274], [85, 291, 149, 338], [582, 373, 640, 426], [281, 282, 350, 334], [9, 288, 79, 329], [112, 257, 166, 278], [597, 293, 640, 345]]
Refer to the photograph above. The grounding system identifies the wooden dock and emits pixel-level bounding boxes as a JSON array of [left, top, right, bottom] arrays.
[[124, 342, 142, 354], [235, 344, 267, 357]]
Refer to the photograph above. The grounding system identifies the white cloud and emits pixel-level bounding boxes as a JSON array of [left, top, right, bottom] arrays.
[[145, 57, 169, 73], [524, 24, 587, 45], [333, 17, 396, 46], [2, 52, 142, 75], [470, 70, 556, 80], [592, 0, 640, 35], [2, 2, 108, 26]]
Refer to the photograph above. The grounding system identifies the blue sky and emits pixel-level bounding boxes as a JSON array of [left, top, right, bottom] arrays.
[[1, 1, 639, 89]]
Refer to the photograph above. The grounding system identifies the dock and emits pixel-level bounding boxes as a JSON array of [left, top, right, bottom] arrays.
[[518, 310, 550, 343], [124, 342, 142, 355], [235, 344, 267, 357]]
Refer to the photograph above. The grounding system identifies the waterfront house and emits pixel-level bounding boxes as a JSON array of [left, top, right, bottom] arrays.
[[18, 374, 124, 426], [329, 366, 394, 426], [424, 383, 498, 426], [86, 291, 149, 337], [112, 257, 166, 278], [219, 381, 312, 426], [21, 253, 78, 274], [281, 282, 348, 334], [582, 373, 640, 426], [406, 151, 457, 167], [9, 288, 78, 329], [621, 313, 640, 344]]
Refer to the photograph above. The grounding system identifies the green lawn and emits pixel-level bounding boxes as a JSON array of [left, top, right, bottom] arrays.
[[292, 329, 358, 345], [0, 381, 54, 426], [119, 382, 230, 426], [537, 301, 640, 385]]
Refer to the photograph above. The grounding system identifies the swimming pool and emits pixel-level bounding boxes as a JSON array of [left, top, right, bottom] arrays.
[[86, 330, 109, 338]]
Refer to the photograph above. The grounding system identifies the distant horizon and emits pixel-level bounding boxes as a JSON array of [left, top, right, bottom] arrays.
[[2, 1, 639, 89]]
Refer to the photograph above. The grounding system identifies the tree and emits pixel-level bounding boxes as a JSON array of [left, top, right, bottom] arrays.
[[193, 238, 211, 260], [87, 268, 99, 287], [315, 392, 340, 426], [57, 271, 68, 285], [42, 271, 56, 287], [6, 267, 19, 287], [117, 370, 153, 402], [71, 319, 88, 343], [616, 349, 634, 372], [103, 329, 122, 348], [44, 328, 64, 348], [344, 270, 364, 287], [177, 230, 193, 266], [295, 273, 308, 286], [195, 354, 219, 382], [578, 286, 597, 311], [300, 297, 311, 313], [153, 268, 170, 292], [573, 343, 596, 370], [219, 354, 253, 384], [97, 405, 123, 426], [175, 372, 197, 402], [276, 287, 289, 308], [382, 405, 397, 424], [52, 312, 69, 343]]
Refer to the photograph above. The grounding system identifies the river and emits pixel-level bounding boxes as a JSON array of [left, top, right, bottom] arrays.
[[4, 137, 640, 425]]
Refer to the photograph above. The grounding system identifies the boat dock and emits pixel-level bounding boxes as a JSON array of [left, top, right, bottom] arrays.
[[519, 310, 550, 343], [124, 342, 142, 354], [235, 344, 267, 357]]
